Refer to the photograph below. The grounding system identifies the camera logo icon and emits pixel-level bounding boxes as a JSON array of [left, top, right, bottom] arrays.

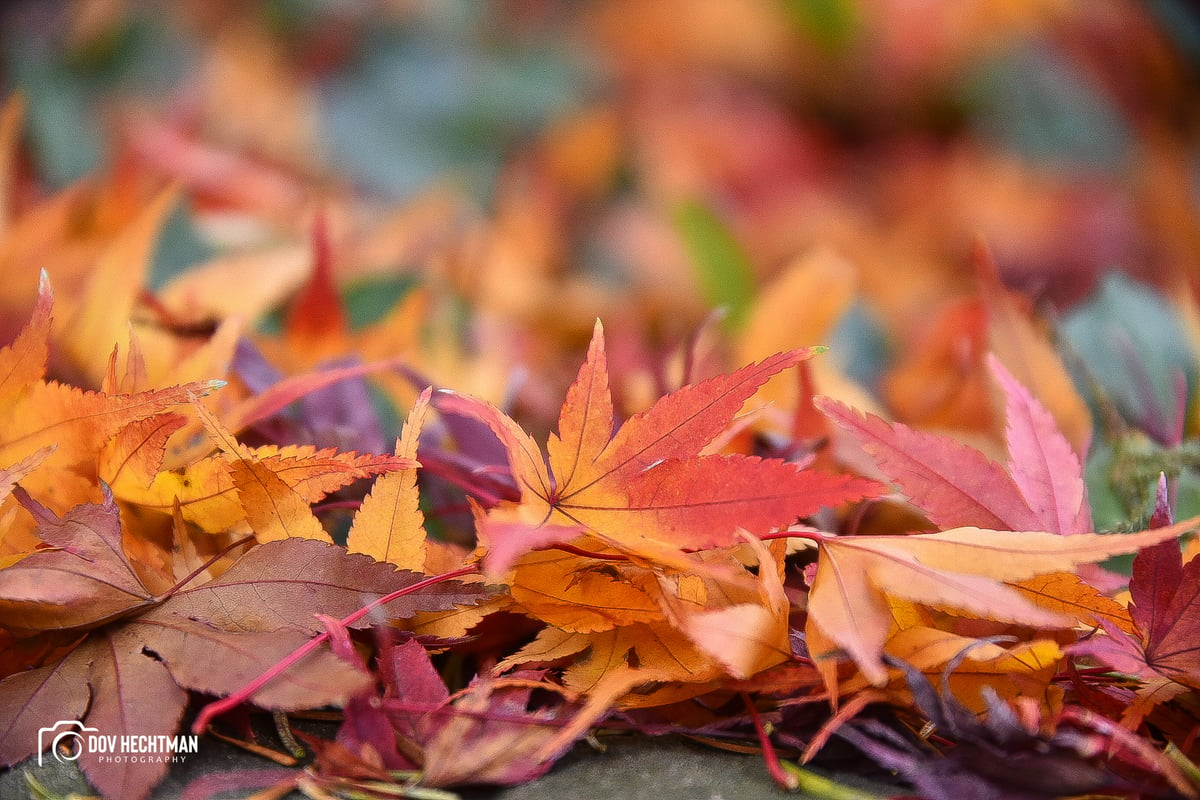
[[37, 720, 99, 765]]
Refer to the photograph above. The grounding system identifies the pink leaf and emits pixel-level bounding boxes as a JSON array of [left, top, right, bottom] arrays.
[[816, 397, 1040, 531], [991, 355, 1090, 534]]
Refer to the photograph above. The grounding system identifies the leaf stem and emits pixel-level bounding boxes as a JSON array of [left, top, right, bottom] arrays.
[[272, 710, 305, 759], [760, 529, 826, 545], [741, 691, 798, 791], [157, 534, 255, 602], [191, 564, 478, 734], [312, 499, 364, 513], [416, 452, 508, 507], [779, 763, 886, 800], [539, 542, 631, 561], [378, 698, 573, 727]]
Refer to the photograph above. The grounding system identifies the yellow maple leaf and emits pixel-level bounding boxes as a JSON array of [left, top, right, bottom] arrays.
[[185, 399, 414, 542], [347, 388, 431, 571]]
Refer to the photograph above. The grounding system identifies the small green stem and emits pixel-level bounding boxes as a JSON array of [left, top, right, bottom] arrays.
[[779, 763, 886, 800]]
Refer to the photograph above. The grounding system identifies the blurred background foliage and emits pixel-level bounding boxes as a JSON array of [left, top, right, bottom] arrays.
[[1, 0, 1199, 535]]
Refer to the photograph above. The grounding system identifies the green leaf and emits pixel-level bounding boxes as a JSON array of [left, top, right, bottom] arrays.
[[673, 200, 756, 329], [779, 0, 859, 53], [1062, 272, 1196, 444], [344, 275, 420, 330]]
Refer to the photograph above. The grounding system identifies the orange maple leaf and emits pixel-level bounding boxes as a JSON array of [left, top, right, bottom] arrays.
[[0, 277, 221, 557], [442, 320, 882, 575], [443, 322, 882, 719]]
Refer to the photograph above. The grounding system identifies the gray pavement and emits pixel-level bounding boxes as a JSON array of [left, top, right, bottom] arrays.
[[3, 732, 899, 799]]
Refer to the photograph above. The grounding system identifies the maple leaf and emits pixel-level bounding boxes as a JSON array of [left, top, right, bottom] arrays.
[[804, 518, 1199, 687], [218, 354, 407, 442], [817, 355, 1090, 535], [2, 379, 222, 471], [282, 212, 349, 357], [98, 412, 189, 489], [1073, 480, 1200, 721], [115, 443, 411, 538], [0, 446, 53, 506], [442, 320, 882, 572], [0, 487, 155, 634], [1009, 570, 1135, 636], [678, 536, 791, 679], [228, 216, 434, 456], [818, 357, 1135, 627], [821, 388, 1035, 531], [990, 355, 1091, 535], [346, 388, 431, 571], [111, 397, 413, 540], [0, 491, 482, 800], [0, 270, 53, 412], [492, 540, 793, 733], [502, 618, 725, 698], [880, 296, 994, 433], [0, 277, 222, 540], [436, 322, 880, 726]]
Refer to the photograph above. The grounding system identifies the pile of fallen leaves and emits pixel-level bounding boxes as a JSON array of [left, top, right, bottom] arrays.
[[1, 2, 1199, 799]]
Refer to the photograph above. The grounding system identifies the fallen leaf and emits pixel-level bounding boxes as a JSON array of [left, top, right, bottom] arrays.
[[284, 213, 348, 356], [0, 446, 53, 506], [680, 536, 791, 678], [57, 185, 179, 387], [418, 675, 580, 787], [837, 659, 1119, 800], [991, 355, 1090, 535], [0, 270, 53, 411], [0, 486, 154, 633], [881, 297, 994, 432], [504, 547, 663, 633], [0, 491, 483, 800], [816, 395, 1038, 531], [336, 638, 583, 788], [446, 320, 882, 568], [840, 626, 1064, 713], [172, 398, 412, 541], [347, 388, 431, 571], [1011, 571, 1135, 635], [806, 518, 1199, 686], [1073, 482, 1200, 713], [3, 379, 220, 470], [818, 357, 1091, 536]]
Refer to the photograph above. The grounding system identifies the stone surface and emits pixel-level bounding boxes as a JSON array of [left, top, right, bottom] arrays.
[[2, 731, 899, 799]]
